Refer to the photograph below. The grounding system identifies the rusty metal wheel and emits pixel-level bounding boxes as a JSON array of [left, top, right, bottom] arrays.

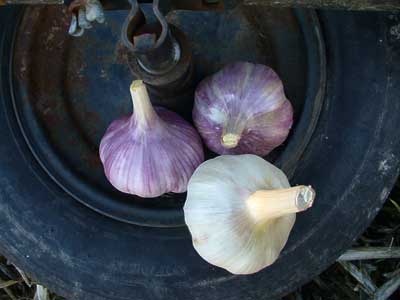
[[0, 4, 399, 300]]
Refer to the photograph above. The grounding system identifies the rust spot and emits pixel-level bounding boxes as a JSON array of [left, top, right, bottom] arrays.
[[68, 0, 87, 14], [13, 6, 104, 168], [115, 40, 130, 65]]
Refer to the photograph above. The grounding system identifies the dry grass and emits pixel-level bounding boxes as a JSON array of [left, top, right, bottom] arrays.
[[285, 180, 400, 300]]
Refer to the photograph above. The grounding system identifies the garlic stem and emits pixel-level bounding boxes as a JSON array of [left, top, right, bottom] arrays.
[[221, 117, 245, 149], [222, 133, 240, 148], [130, 80, 159, 129], [246, 185, 315, 224]]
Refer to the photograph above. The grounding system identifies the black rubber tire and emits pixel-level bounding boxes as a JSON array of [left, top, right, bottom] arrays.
[[1, 7, 400, 300]]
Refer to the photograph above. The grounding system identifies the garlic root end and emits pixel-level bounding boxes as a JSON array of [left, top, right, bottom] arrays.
[[295, 185, 315, 211], [130, 79, 145, 92]]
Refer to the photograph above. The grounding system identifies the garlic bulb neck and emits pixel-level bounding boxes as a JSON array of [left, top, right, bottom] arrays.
[[130, 80, 159, 129], [222, 133, 240, 148], [221, 118, 245, 149], [246, 185, 315, 224]]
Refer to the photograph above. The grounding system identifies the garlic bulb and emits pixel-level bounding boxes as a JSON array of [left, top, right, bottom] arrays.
[[184, 155, 315, 274], [68, 0, 105, 37], [193, 62, 293, 156], [100, 80, 204, 198]]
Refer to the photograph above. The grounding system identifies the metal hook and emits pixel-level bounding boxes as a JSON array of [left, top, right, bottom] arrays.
[[121, 0, 180, 75]]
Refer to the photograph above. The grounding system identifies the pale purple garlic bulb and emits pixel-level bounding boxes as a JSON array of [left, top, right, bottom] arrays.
[[193, 62, 293, 156], [99, 80, 204, 198]]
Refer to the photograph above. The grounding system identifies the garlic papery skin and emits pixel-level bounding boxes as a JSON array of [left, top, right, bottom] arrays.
[[99, 80, 204, 198], [193, 62, 293, 156], [183, 154, 315, 275]]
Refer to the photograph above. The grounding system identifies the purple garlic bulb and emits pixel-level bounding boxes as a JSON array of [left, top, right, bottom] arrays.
[[100, 80, 204, 198], [193, 62, 293, 156]]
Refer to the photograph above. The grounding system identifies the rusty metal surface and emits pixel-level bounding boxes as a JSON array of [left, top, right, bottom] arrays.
[[0, 0, 62, 4], [99, 0, 226, 11], [12, 4, 325, 226], [170, 0, 224, 11], [244, 0, 400, 11], [110, 0, 226, 11], [1, 0, 225, 10]]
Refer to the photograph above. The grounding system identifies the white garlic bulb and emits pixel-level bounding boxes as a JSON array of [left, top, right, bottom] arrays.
[[184, 155, 315, 275]]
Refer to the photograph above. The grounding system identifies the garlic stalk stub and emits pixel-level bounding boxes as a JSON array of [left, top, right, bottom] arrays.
[[99, 80, 204, 198], [68, 0, 105, 37], [184, 155, 315, 275], [193, 62, 293, 156]]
